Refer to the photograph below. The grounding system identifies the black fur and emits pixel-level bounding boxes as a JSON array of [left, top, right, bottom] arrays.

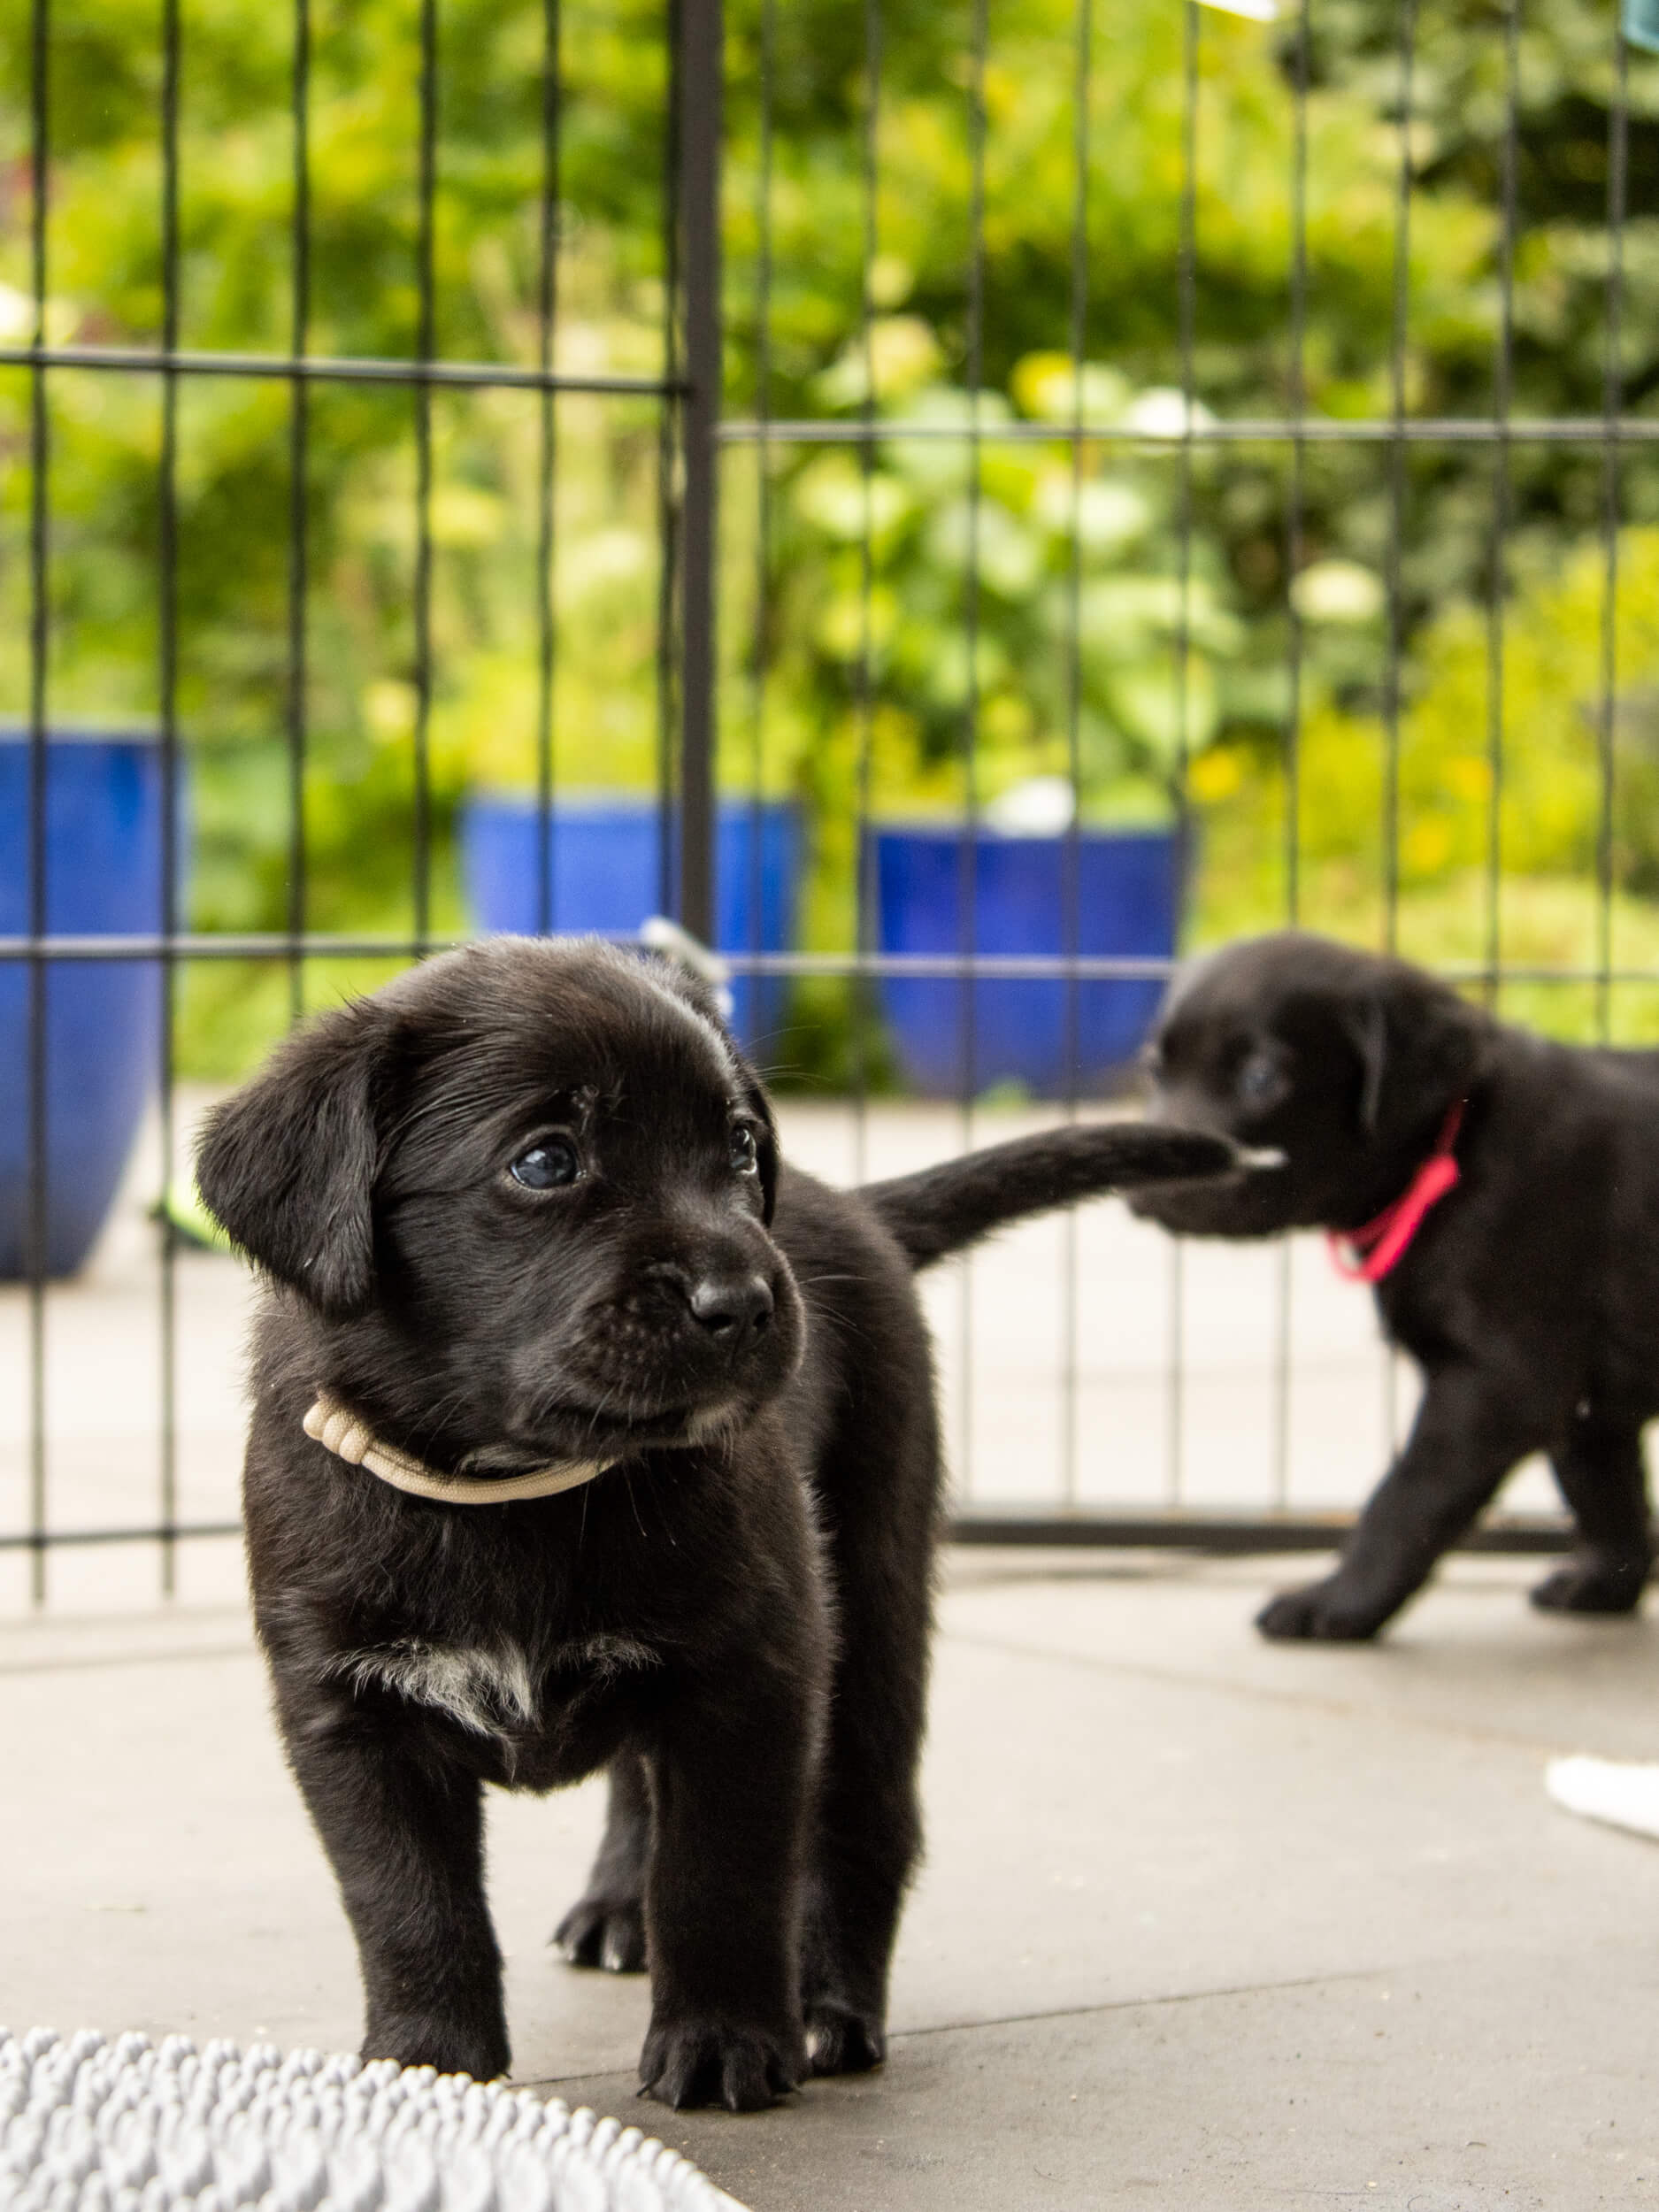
[[864, 1123, 1244, 1270], [196, 937, 1237, 2109], [1130, 929, 1659, 1642]]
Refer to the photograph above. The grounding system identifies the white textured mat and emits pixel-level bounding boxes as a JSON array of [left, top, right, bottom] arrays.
[[0, 2027, 747, 2212], [1546, 1755, 1659, 1842]]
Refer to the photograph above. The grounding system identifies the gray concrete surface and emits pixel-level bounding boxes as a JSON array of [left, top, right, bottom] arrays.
[[5, 1550, 1659, 2210]]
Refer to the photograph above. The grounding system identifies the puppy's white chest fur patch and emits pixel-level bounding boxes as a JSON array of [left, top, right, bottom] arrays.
[[337, 1640, 538, 1739], [334, 1632, 658, 1738]]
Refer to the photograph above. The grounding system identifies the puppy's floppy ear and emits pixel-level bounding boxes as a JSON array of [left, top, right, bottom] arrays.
[[1343, 994, 1389, 1134], [1341, 970, 1485, 1140], [196, 1002, 389, 1317]]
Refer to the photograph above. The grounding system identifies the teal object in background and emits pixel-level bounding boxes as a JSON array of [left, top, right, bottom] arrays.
[[1626, 0, 1659, 53]]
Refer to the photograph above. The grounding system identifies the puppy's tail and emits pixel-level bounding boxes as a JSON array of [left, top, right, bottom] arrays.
[[860, 1123, 1242, 1272]]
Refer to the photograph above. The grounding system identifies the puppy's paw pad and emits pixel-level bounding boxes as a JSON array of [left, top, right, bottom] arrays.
[[805, 2001, 885, 2077], [639, 2017, 803, 2112], [1256, 1580, 1382, 1642], [553, 1895, 647, 1974], [1530, 1560, 1648, 1616]]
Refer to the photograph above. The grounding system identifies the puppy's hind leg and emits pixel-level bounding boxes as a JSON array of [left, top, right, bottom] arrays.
[[1257, 1363, 1544, 1640], [553, 1753, 649, 1973], [1533, 1413, 1652, 1616]]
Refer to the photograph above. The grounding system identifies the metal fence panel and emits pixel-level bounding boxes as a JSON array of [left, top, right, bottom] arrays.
[[11, 0, 1648, 1601]]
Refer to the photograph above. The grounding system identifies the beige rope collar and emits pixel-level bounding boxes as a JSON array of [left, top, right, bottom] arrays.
[[303, 1392, 611, 1506]]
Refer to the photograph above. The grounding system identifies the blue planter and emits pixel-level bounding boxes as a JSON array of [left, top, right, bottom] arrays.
[[872, 826, 1180, 1097], [460, 795, 801, 1052], [0, 734, 172, 1278]]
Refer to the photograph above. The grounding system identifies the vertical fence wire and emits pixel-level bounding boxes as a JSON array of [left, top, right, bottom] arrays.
[[1165, 0, 1200, 1511], [955, 0, 989, 1505], [675, 0, 721, 945], [1284, 0, 1309, 937], [1484, 0, 1519, 1012], [156, 0, 182, 1594], [412, 0, 439, 954], [748, 0, 775, 1048], [656, 0, 682, 924], [743, 0, 771, 1070], [1271, 0, 1313, 1513], [1597, 22, 1630, 1048], [1381, 0, 1418, 1458], [286, 0, 311, 1021], [1058, 0, 1094, 1510], [850, 0, 880, 1186], [26, 0, 51, 1604], [1382, 0, 1418, 966], [534, 0, 562, 939]]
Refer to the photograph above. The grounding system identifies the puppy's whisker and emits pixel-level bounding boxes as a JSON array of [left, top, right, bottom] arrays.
[[621, 1469, 649, 1545], [580, 1386, 620, 1448]]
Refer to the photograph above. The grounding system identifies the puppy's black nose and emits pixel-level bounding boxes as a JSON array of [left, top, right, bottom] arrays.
[[687, 1272, 773, 1343]]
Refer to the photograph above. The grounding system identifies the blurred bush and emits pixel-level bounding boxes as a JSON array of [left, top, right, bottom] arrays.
[[2, 0, 1658, 1076]]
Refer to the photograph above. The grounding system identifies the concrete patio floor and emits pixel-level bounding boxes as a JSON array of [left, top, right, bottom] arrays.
[[5, 1548, 1659, 2210]]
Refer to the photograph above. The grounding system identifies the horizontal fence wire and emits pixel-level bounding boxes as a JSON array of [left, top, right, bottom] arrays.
[[5, 941, 1659, 987], [0, 345, 678, 396], [717, 417, 1659, 445], [0, 1516, 1575, 1558]]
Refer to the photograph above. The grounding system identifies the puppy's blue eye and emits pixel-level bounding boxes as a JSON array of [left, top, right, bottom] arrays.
[[730, 1124, 760, 1177], [511, 1138, 580, 1189], [1235, 1052, 1281, 1108]]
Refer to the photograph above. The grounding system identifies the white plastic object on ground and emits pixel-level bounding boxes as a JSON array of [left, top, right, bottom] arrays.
[[0, 2026, 749, 2212], [1545, 1755, 1659, 1842]]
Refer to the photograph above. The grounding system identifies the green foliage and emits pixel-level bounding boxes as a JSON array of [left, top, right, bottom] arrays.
[[4, 0, 1659, 1073]]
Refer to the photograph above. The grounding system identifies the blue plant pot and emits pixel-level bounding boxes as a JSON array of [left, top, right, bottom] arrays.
[[0, 734, 173, 1279], [872, 826, 1180, 1098], [460, 795, 801, 1053]]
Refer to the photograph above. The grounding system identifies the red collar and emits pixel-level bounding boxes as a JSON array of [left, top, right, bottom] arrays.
[[1327, 1099, 1467, 1285]]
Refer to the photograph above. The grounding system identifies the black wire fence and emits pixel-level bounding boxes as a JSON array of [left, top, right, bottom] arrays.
[[5, 0, 1651, 1601]]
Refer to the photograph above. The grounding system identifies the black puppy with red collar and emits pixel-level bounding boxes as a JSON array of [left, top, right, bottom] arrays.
[[1129, 930, 1659, 1641]]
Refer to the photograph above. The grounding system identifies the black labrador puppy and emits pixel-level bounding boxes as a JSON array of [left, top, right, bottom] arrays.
[[1130, 929, 1659, 1642], [196, 936, 1236, 2109]]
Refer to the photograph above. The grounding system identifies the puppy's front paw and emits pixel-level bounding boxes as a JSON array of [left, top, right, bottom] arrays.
[[553, 1892, 647, 1973], [1531, 1555, 1649, 1616], [1256, 1576, 1386, 1642], [804, 1997, 886, 2077], [363, 2010, 510, 2082], [638, 2014, 803, 2112]]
